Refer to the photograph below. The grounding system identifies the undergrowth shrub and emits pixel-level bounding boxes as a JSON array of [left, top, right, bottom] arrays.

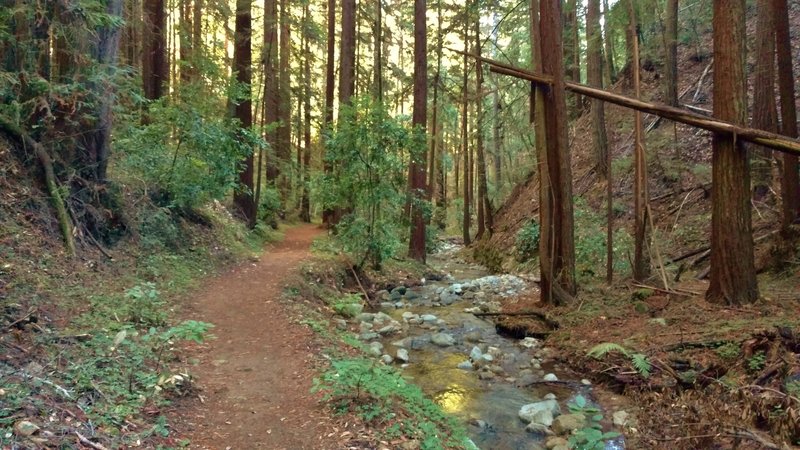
[[515, 221, 541, 262], [316, 97, 420, 269], [574, 197, 634, 281], [116, 81, 258, 211]]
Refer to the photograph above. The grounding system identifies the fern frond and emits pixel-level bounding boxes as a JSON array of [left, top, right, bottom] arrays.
[[631, 353, 651, 378], [587, 342, 630, 359]]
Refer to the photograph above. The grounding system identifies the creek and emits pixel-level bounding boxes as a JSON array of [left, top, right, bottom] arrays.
[[357, 242, 626, 450]]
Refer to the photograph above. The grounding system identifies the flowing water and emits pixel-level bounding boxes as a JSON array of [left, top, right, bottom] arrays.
[[367, 243, 626, 450]]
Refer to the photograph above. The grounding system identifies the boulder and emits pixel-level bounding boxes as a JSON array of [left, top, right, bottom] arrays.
[[519, 400, 561, 423], [457, 360, 474, 370]]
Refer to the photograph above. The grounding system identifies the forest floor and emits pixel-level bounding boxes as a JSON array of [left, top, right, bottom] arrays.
[[169, 224, 349, 449]]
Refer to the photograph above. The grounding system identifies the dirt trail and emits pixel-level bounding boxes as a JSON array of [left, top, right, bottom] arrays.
[[175, 224, 337, 449]]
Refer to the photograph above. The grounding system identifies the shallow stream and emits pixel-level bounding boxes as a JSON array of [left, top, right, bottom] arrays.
[[360, 243, 626, 449]]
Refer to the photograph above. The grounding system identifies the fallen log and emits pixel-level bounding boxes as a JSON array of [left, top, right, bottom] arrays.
[[447, 49, 800, 156]]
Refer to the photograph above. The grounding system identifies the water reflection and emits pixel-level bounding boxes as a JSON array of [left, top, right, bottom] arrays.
[[434, 384, 468, 413]]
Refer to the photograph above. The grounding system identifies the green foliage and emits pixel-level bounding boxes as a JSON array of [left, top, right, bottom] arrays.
[[567, 395, 621, 450], [316, 97, 416, 269], [258, 186, 282, 228], [515, 221, 540, 262], [747, 351, 767, 373], [313, 358, 470, 449], [332, 293, 364, 318], [588, 343, 651, 378], [715, 342, 741, 360], [574, 198, 633, 281], [117, 82, 257, 211]]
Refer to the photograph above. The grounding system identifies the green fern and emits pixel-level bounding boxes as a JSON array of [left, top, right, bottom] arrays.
[[588, 343, 652, 379], [587, 342, 630, 359], [631, 353, 652, 378]]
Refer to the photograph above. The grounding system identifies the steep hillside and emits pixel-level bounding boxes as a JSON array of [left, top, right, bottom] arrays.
[[482, 2, 800, 276]]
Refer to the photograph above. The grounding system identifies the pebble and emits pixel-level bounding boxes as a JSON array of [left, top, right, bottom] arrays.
[[381, 354, 394, 364], [543, 373, 559, 382], [368, 342, 384, 357], [13, 420, 39, 437], [457, 360, 474, 370], [612, 410, 629, 427], [430, 332, 455, 347], [396, 348, 410, 362], [581, 378, 592, 386]]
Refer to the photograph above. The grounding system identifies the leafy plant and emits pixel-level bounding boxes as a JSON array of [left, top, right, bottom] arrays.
[[747, 351, 767, 373], [315, 97, 415, 270], [715, 342, 741, 360], [567, 394, 621, 450], [588, 342, 652, 378], [515, 221, 541, 262]]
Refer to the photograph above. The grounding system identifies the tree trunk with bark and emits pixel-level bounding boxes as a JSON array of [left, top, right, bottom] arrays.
[[775, 0, 799, 234], [536, 0, 577, 304], [408, 0, 427, 262], [664, 0, 678, 106], [300, 2, 312, 223], [706, 0, 758, 304], [142, 0, 167, 99], [277, 0, 291, 202], [461, 18, 471, 246], [750, 0, 777, 200], [232, 0, 256, 227], [263, 0, 279, 182], [322, 0, 336, 226]]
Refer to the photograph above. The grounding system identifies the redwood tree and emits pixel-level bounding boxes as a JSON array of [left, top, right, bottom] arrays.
[[750, 0, 777, 199], [232, 0, 256, 226], [142, 0, 166, 99], [775, 0, 799, 233], [321, 0, 336, 226], [707, 0, 758, 304], [536, 0, 576, 304], [408, 0, 427, 262]]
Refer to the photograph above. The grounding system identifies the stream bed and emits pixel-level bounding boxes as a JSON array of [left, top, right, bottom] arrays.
[[354, 243, 627, 450]]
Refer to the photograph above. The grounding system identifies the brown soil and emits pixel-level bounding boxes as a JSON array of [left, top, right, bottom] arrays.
[[171, 224, 344, 449]]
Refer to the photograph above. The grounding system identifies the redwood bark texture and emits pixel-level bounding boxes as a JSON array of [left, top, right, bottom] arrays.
[[408, 0, 427, 262], [750, 0, 777, 198], [775, 0, 799, 232], [707, 0, 758, 304], [232, 0, 255, 227], [142, 0, 166, 99], [537, 0, 576, 304], [321, 0, 336, 226]]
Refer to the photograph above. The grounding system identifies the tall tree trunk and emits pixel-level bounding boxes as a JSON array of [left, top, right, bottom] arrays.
[[630, 0, 650, 282], [373, 0, 383, 102], [179, 0, 191, 83], [587, 0, 612, 282], [339, 0, 356, 115], [142, 0, 167, 99], [192, 0, 203, 73], [602, 0, 616, 84], [408, 0, 427, 262], [706, 0, 758, 304], [232, 0, 255, 227], [493, 92, 503, 186], [277, 0, 291, 202], [461, 18, 471, 246], [263, 0, 279, 181], [587, 0, 608, 180], [300, 1, 312, 223], [322, 0, 336, 226], [664, 0, 678, 106], [750, 0, 777, 200], [537, 0, 576, 304], [475, 16, 491, 240], [564, 0, 582, 115], [427, 0, 442, 203], [775, 0, 799, 234]]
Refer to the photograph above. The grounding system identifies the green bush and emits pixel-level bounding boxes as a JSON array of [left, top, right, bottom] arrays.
[[515, 221, 541, 262], [258, 187, 282, 229], [117, 81, 258, 211], [316, 97, 417, 269]]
